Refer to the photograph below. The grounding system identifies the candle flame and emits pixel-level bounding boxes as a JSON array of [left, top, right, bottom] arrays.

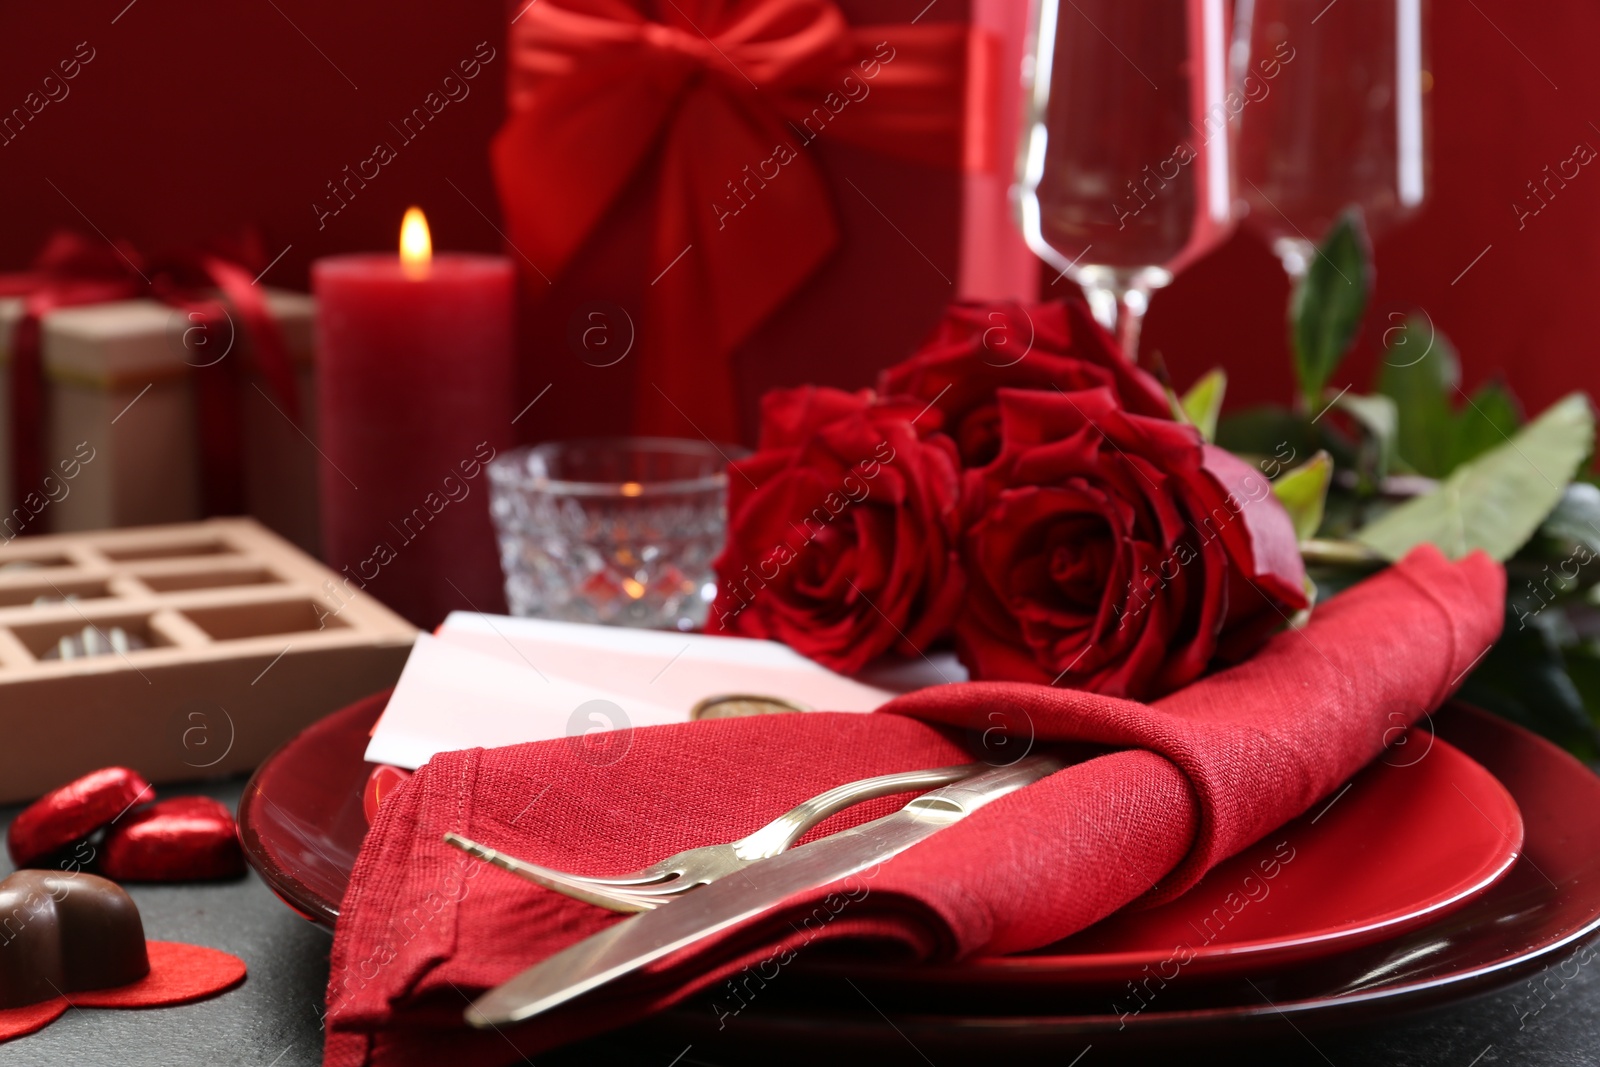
[[400, 207, 432, 277]]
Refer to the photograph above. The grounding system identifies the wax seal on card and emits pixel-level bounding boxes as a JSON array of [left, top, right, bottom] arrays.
[[7, 767, 153, 868], [690, 694, 811, 720], [100, 797, 245, 882]]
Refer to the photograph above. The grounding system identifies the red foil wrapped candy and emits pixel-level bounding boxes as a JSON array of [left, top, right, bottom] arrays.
[[7, 767, 153, 868], [101, 797, 245, 882]]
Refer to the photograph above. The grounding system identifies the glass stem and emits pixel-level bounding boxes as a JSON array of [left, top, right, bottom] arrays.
[[1276, 237, 1316, 284], [1275, 237, 1315, 411], [1084, 283, 1153, 364]]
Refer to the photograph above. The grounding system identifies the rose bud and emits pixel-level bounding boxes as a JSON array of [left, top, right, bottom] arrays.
[[879, 298, 1171, 467], [957, 388, 1308, 699], [707, 386, 964, 675], [7, 767, 154, 868], [101, 797, 245, 882]]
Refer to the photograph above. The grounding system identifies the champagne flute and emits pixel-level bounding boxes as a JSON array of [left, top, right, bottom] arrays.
[[1015, 0, 1236, 361], [1235, 0, 1429, 278]]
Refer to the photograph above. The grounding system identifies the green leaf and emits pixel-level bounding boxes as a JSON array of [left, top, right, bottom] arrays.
[[1272, 451, 1333, 542], [1290, 210, 1372, 413], [1215, 404, 1357, 475], [1377, 322, 1526, 477], [1164, 387, 1187, 425], [1450, 381, 1523, 469], [1216, 405, 1306, 458], [1354, 393, 1596, 561], [1457, 612, 1600, 761], [1377, 317, 1458, 477], [1561, 643, 1600, 751], [1540, 482, 1600, 555], [1180, 369, 1227, 443], [1333, 392, 1398, 482]]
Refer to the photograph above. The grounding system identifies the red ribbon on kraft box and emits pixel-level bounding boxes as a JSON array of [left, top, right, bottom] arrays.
[[0, 230, 301, 518]]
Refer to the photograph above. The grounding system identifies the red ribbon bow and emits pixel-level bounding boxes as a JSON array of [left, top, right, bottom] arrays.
[[491, 0, 976, 441], [0, 231, 300, 523]]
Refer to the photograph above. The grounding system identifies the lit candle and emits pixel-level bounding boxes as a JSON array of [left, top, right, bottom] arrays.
[[313, 208, 514, 628]]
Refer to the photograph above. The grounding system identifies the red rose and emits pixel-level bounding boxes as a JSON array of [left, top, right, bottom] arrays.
[[957, 388, 1308, 698], [707, 386, 964, 674], [879, 299, 1172, 467]]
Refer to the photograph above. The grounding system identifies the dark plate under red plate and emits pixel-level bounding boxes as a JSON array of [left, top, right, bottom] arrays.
[[237, 689, 388, 926], [238, 697, 1594, 1041], [666, 707, 1600, 1056]]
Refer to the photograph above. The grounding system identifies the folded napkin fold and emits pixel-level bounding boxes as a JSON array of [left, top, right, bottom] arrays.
[[323, 545, 1503, 1066]]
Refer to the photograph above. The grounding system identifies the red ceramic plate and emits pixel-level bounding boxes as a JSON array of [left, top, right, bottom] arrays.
[[238, 691, 1519, 970], [858, 727, 1522, 985], [238, 696, 1585, 1044], [639, 706, 1600, 1052], [237, 690, 389, 925]]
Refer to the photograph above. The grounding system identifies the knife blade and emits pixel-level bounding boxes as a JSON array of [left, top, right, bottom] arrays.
[[465, 754, 1062, 1027]]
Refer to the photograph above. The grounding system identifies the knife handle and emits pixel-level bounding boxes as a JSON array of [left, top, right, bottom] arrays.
[[734, 762, 988, 861], [901, 755, 1063, 825]]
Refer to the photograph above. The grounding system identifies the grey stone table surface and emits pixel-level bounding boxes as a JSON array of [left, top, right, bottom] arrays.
[[2, 777, 1599, 1067]]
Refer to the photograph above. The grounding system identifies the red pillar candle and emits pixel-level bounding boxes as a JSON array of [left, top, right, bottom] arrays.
[[312, 208, 514, 628]]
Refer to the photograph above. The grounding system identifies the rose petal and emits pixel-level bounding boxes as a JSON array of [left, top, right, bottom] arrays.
[[1198, 444, 1308, 608]]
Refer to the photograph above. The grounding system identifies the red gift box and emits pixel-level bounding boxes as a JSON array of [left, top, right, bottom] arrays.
[[492, 0, 1039, 445]]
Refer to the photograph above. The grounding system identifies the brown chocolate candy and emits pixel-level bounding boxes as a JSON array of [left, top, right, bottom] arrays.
[[0, 870, 149, 1008]]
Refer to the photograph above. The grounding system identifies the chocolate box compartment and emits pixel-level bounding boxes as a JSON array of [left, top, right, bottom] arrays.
[[136, 566, 283, 593], [181, 598, 348, 640], [7, 613, 173, 660], [99, 539, 240, 562], [0, 518, 415, 803], [0, 577, 116, 608]]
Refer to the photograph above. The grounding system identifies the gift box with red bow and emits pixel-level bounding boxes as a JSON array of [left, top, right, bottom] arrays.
[[493, 0, 1040, 445], [0, 233, 318, 552]]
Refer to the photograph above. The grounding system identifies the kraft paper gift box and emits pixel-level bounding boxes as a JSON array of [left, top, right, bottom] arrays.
[[0, 289, 320, 553]]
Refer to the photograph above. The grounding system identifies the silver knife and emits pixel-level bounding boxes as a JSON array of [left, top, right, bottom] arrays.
[[465, 754, 1062, 1027]]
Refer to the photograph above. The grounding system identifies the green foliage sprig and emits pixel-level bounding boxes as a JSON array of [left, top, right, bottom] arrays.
[[1207, 212, 1600, 756]]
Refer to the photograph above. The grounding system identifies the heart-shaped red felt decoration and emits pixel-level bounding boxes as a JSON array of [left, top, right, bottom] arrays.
[[0, 942, 246, 1043], [0, 870, 246, 1044]]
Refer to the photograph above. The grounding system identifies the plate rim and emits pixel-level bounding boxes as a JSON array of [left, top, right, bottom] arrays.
[[912, 733, 1524, 982], [236, 688, 389, 926], [235, 697, 1600, 1034]]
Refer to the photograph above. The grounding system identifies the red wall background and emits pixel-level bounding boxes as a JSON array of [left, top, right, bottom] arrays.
[[1, 0, 1593, 427]]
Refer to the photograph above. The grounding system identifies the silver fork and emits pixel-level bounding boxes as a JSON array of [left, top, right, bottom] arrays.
[[443, 762, 984, 912]]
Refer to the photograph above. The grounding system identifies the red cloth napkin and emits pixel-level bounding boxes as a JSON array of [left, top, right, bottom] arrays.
[[323, 545, 1503, 1066]]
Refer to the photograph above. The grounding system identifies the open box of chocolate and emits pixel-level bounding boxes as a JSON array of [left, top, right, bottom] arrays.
[[0, 517, 415, 803]]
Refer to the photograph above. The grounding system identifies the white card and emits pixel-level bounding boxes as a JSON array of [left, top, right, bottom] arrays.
[[363, 614, 960, 769], [363, 634, 685, 768]]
